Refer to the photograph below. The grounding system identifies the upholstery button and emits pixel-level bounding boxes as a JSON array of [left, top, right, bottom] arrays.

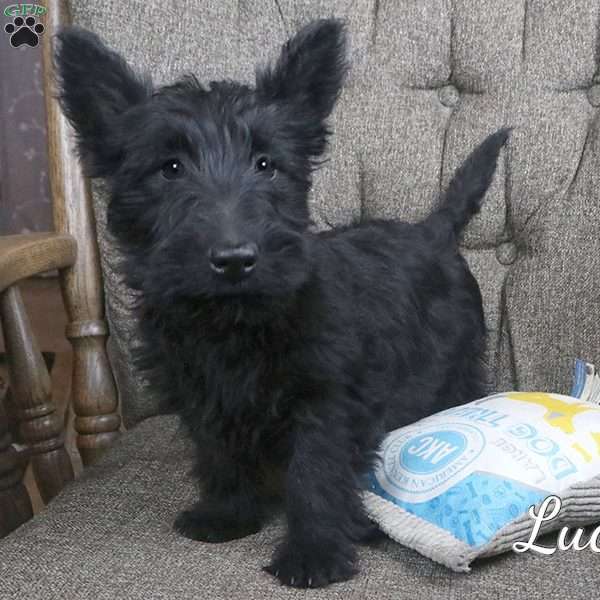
[[587, 84, 600, 107], [438, 84, 460, 108], [496, 241, 518, 265]]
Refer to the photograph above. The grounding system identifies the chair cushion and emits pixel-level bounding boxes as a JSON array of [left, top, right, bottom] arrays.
[[0, 416, 597, 599]]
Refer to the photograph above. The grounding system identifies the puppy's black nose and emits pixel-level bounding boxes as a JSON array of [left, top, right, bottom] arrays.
[[209, 243, 258, 281]]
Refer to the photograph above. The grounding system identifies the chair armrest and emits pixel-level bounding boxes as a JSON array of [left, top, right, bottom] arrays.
[[0, 233, 76, 294]]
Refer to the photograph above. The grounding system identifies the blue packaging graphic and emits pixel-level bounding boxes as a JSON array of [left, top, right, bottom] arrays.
[[367, 372, 600, 549]]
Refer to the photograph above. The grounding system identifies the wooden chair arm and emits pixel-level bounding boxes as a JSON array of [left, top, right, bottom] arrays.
[[0, 231, 77, 512], [1, 0, 123, 537], [0, 233, 76, 294]]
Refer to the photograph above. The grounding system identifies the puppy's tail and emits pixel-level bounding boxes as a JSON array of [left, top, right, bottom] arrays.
[[424, 127, 510, 240]]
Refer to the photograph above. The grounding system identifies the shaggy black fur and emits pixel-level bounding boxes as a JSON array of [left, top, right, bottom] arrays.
[[55, 19, 509, 588]]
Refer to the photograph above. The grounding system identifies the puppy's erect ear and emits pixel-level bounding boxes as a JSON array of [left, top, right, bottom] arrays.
[[256, 18, 348, 122], [54, 27, 151, 175]]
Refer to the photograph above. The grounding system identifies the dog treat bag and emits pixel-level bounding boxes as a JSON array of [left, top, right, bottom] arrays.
[[364, 360, 600, 571]]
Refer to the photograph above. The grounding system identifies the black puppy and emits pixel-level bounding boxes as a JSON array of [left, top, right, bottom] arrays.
[[55, 19, 508, 588]]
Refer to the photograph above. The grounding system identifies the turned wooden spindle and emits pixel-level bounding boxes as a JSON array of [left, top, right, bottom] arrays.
[[0, 285, 74, 502], [65, 319, 121, 465], [0, 419, 33, 537], [42, 0, 121, 465]]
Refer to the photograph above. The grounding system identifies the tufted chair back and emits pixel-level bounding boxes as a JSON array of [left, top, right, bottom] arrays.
[[70, 0, 600, 426]]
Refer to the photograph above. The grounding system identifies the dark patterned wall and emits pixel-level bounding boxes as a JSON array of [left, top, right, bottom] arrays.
[[0, 6, 52, 235]]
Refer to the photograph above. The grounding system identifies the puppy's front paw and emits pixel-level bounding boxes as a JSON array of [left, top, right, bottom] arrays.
[[264, 542, 356, 588], [174, 505, 261, 543]]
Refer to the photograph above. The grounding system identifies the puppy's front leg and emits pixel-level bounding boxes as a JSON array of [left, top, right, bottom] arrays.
[[174, 444, 262, 543], [265, 420, 364, 587]]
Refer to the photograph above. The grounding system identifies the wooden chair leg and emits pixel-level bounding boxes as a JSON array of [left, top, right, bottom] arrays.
[[0, 420, 33, 537], [0, 285, 74, 503]]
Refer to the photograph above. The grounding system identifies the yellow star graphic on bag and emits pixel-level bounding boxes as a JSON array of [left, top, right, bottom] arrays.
[[507, 392, 600, 434]]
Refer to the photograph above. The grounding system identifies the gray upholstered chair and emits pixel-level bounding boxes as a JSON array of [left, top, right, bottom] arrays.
[[2, 1, 600, 597]]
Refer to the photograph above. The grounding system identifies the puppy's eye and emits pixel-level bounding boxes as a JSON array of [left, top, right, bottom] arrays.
[[255, 155, 276, 179], [161, 159, 185, 180]]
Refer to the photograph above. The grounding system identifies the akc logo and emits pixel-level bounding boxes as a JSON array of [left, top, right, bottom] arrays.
[[380, 422, 485, 496], [3, 4, 46, 48], [400, 429, 468, 474]]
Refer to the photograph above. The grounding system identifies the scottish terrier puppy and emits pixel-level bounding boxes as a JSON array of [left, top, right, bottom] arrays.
[[56, 19, 508, 588]]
